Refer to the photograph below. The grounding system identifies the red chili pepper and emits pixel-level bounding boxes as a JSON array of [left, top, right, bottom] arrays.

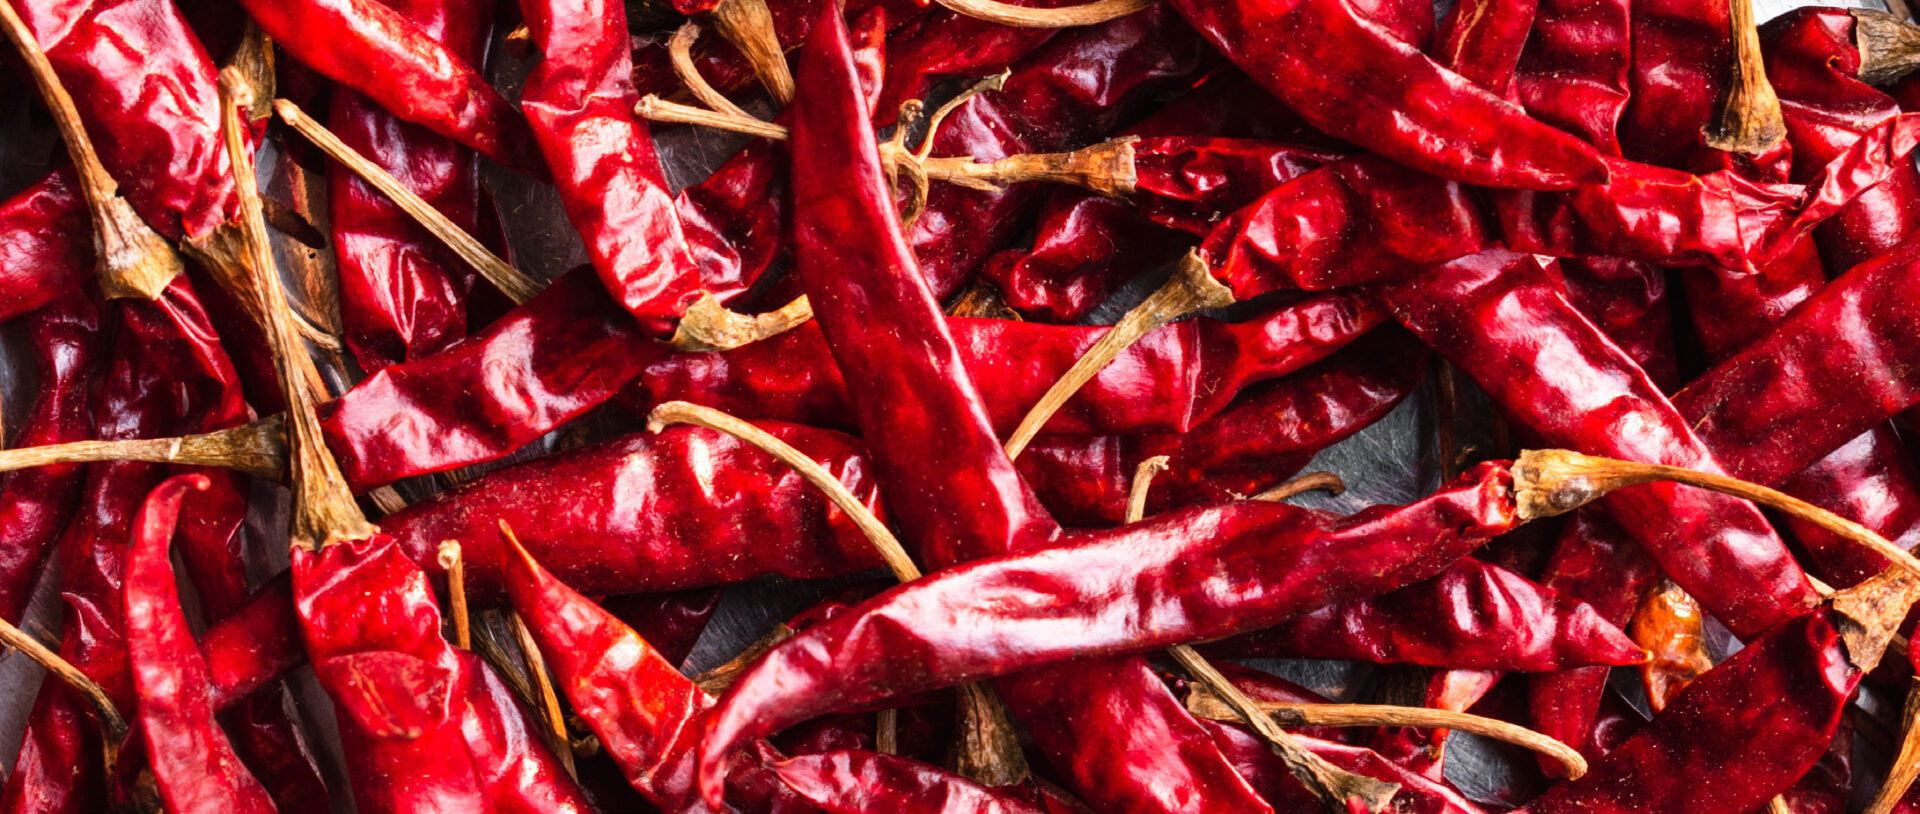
[[327, 0, 497, 371], [1168, 0, 1608, 190], [124, 474, 277, 814], [1550, 258, 1678, 391], [1431, 0, 1535, 99], [1206, 723, 1487, 814], [602, 589, 723, 668], [1206, 558, 1646, 672], [1386, 250, 1821, 641], [1512, 0, 1631, 155], [694, 463, 1519, 754], [203, 574, 302, 710], [0, 171, 91, 323], [769, 750, 1050, 814], [0, 293, 101, 624], [629, 0, 927, 101], [1618, 0, 1738, 169], [1524, 514, 1656, 761]]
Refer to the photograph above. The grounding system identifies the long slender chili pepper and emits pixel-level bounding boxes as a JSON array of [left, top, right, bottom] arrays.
[[1167, 0, 1608, 190], [124, 474, 277, 814], [327, 0, 497, 371], [0, 294, 101, 623]]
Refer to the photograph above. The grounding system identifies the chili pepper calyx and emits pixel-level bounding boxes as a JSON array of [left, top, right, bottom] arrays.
[[223, 22, 276, 123], [933, 0, 1159, 28], [709, 0, 795, 104], [1830, 569, 1920, 673], [1855, 9, 1920, 85], [1705, 0, 1786, 154], [953, 680, 1031, 786], [669, 293, 814, 351]]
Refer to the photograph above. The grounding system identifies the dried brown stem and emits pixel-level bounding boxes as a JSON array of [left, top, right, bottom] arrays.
[[439, 541, 471, 650], [1855, 10, 1920, 85], [1183, 689, 1588, 781], [0, 611, 126, 779], [670, 293, 814, 352], [0, 0, 183, 299], [505, 596, 576, 779], [274, 98, 543, 304], [1867, 679, 1920, 814], [639, 95, 792, 138], [1830, 568, 1920, 673], [219, 69, 378, 552], [1170, 649, 1401, 812], [875, 708, 899, 754], [1125, 456, 1172, 524], [1004, 252, 1232, 459], [1705, 0, 1785, 154], [1251, 471, 1347, 503], [0, 417, 286, 480], [669, 23, 756, 121], [1511, 449, 1920, 584], [933, 0, 1158, 27], [694, 624, 795, 696], [1629, 578, 1710, 713], [709, 0, 794, 104], [946, 282, 1022, 320], [471, 610, 543, 713], [950, 680, 1027, 786]]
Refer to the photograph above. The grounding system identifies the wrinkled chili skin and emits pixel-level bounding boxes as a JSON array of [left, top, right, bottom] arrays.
[[204, 574, 302, 709], [1525, 611, 1856, 814], [1551, 257, 1677, 391], [1431, 0, 1535, 98], [697, 464, 1518, 764], [1206, 723, 1487, 814], [1170, 0, 1607, 190], [1617, 0, 1729, 167], [0, 293, 101, 624], [328, 0, 495, 372], [1207, 558, 1645, 672], [1388, 251, 1819, 640], [737, 12, 1276, 813], [517, 0, 703, 337], [1526, 513, 1657, 762], [771, 751, 1047, 814], [125, 475, 278, 814], [1513, 0, 1630, 155], [0, 172, 91, 323]]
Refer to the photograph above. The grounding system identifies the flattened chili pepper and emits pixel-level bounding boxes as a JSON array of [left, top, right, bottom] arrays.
[[1512, 0, 1630, 155], [327, 0, 497, 371], [0, 171, 91, 323], [124, 474, 277, 814], [1384, 250, 1820, 640], [1168, 0, 1608, 190], [0, 293, 101, 624], [1618, 0, 1736, 169], [770, 750, 1049, 814], [1206, 558, 1646, 672]]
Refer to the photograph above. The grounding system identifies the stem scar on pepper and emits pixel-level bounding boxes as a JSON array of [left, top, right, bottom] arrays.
[[0, 0, 184, 300]]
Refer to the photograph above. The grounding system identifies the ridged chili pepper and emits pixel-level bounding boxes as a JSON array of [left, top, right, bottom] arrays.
[[1168, 0, 1608, 190], [0, 171, 91, 323], [327, 0, 496, 371], [1512, 0, 1630, 155], [124, 474, 277, 814], [0, 293, 101, 623], [1385, 250, 1820, 641], [695, 463, 1518, 753], [706, 12, 1275, 812], [1205, 558, 1645, 672]]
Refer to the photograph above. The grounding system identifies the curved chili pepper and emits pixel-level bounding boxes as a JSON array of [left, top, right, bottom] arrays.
[[695, 463, 1518, 757], [770, 750, 1048, 814], [1206, 558, 1645, 672], [0, 171, 91, 323], [0, 293, 101, 624], [124, 474, 277, 814], [327, 0, 496, 371], [1385, 250, 1820, 641], [1168, 0, 1608, 190]]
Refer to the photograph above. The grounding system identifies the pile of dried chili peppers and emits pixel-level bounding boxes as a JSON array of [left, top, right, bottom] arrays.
[[13, 0, 1920, 810]]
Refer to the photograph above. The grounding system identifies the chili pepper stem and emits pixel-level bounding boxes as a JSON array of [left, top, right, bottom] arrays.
[[1704, 0, 1786, 154], [1852, 10, 1920, 85], [1251, 471, 1347, 502], [273, 98, 544, 305], [0, 0, 184, 300], [670, 292, 816, 352], [639, 95, 791, 137], [0, 416, 286, 480], [709, 0, 794, 104], [0, 611, 127, 782], [440, 541, 471, 649], [471, 611, 544, 712], [1124, 456, 1171, 523], [933, 0, 1159, 28], [1004, 252, 1233, 459], [647, 400, 1029, 784], [506, 603, 577, 779], [670, 23, 758, 121], [694, 624, 796, 696], [1866, 680, 1920, 814]]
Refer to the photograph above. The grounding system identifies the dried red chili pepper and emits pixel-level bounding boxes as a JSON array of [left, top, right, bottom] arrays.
[[124, 474, 277, 814], [769, 750, 1050, 814], [1524, 514, 1657, 762], [1550, 258, 1678, 391], [1206, 558, 1645, 672], [602, 589, 723, 668], [1431, 0, 1534, 99], [0, 293, 102, 623], [0, 171, 92, 323], [1207, 721, 1488, 813], [1512, 0, 1631, 155], [1619, 0, 1735, 168], [327, 0, 497, 371], [1168, 0, 1608, 190]]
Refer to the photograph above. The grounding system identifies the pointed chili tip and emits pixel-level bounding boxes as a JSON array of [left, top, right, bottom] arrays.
[[696, 722, 738, 809]]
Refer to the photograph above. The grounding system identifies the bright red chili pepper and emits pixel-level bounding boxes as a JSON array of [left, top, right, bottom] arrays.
[[0, 293, 101, 624], [1513, 0, 1630, 155], [1431, 0, 1534, 99], [1524, 514, 1657, 762], [1550, 257, 1678, 391]]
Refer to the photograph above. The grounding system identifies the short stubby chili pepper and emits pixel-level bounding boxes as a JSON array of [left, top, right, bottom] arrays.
[[747, 11, 1277, 812], [1205, 558, 1647, 672], [694, 462, 1518, 759], [327, 0, 498, 372], [124, 474, 277, 814], [0, 171, 91, 323], [0, 293, 102, 624], [1168, 0, 1608, 190], [1385, 250, 1821, 641]]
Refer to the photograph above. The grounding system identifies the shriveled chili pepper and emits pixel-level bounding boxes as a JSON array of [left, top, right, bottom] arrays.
[[1524, 513, 1657, 762], [769, 750, 1051, 814], [0, 293, 102, 624], [1512, 0, 1630, 155], [1431, 0, 1534, 99], [124, 474, 277, 814], [1618, 0, 1740, 169], [1384, 250, 1820, 641], [326, 0, 497, 371], [629, 0, 927, 100], [0, 171, 92, 323], [1206, 558, 1645, 672], [1550, 258, 1678, 391], [1168, 0, 1608, 190]]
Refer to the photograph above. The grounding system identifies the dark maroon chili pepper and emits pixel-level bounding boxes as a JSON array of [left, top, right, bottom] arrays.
[[124, 474, 277, 814], [0, 171, 92, 323], [693, 462, 1519, 752], [1167, 0, 1609, 190], [1430, 0, 1535, 99], [1383, 249, 1820, 641], [770, 750, 1050, 814], [1617, 0, 1740, 169], [714, 12, 1277, 812], [0, 293, 102, 624], [327, 0, 497, 371], [1204, 558, 1646, 672], [1512, 0, 1631, 155]]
